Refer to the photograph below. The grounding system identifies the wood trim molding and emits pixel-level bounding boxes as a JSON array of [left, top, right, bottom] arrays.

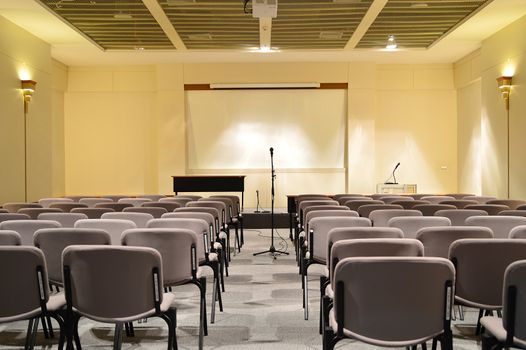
[[184, 83, 348, 90]]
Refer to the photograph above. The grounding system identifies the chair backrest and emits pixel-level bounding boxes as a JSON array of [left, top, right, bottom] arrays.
[[333, 194, 366, 201], [142, 201, 182, 212], [147, 218, 209, 259], [465, 215, 526, 239], [343, 200, 384, 212], [161, 212, 215, 240], [308, 216, 371, 262], [34, 228, 111, 285], [2, 203, 42, 213], [298, 199, 339, 224], [79, 198, 113, 208], [64, 195, 90, 202], [137, 195, 166, 201], [336, 196, 372, 205], [39, 197, 74, 208], [439, 200, 478, 209], [71, 207, 115, 219], [332, 257, 454, 345], [95, 203, 133, 212], [391, 199, 430, 209], [202, 197, 235, 221], [464, 204, 510, 215], [0, 213, 32, 223], [62, 245, 163, 322], [369, 209, 422, 227], [101, 212, 154, 228], [416, 226, 493, 258], [463, 195, 497, 204], [509, 225, 526, 239], [0, 220, 61, 246], [487, 199, 526, 210], [407, 194, 436, 200], [420, 196, 456, 204], [159, 197, 193, 206], [379, 196, 411, 204], [123, 206, 167, 218], [49, 202, 88, 212], [74, 219, 137, 245], [174, 207, 221, 235], [101, 195, 130, 202], [0, 209, 7, 213], [17, 208, 63, 220], [449, 239, 526, 308], [387, 216, 451, 239], [305, 210, 358, 233], [118, 198, 152, 207], [303, 205, 349, 226], [175, 195, 202, 201], [37, 212, 88, 228], [0, 246, 50, 322], [434, 209, 488, 226], [445, 193, 475, 199], [329, 238, 424, 285], [357, 204, 403, 218], [517, 204, 526, 211], [502, 260, 526, 341], [0, 230, 21, 245], [211, 195, 241, 216], [187, 201, 227, 228], [499, 210, 526, 217], [413, 204, 457, 216], [122, 228, 198, 286]]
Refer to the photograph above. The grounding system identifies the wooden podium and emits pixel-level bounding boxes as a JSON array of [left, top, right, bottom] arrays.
[[376, 183, 417, 194]]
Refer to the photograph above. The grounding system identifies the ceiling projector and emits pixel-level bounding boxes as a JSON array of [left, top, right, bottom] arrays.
[[252, 0, 278, 18]]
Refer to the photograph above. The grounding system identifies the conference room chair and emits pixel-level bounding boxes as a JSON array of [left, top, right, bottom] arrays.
[[378, 195, 411, 204], [391, 199, 430, 209], [296, 194, 333, 221], [298, 199, 339, 231], [211, 195, 244, 247], [101, 212, 154, 228], [142, 201, 182, 212], [101, 195, 130, 202], [3, 202, 42, 213], [49, 202, 88, 212], [145, 218, 222, 325], [465, 215, 526, 239], [18, 208, 63, 219], [413, 204, 457, 216], [71, 207, 115, 219], [38, 197, 74, 208], [343, 199, 385, 212], [0, 213, 31, 223], [302, 216, 371, 320], [0, 220, 61, 246], [304, 208, 355, 233], [387, 216, 451, 239], [487, 199, 526, 210], [175, 195, 202, 201], [463, 195, 498, 204], [499, 210, 526, 217], [123, 206, 167, 218], [64, 195, 90, 202], [122, 228, 208, 348], [160, 197, 194, 206], [516, 204, 526, 211], [137, 194, 166, 201], [37, 212, 89, 228], [0, 230, 21, 245], [78, 197, 113, 208], [509, 225, 526, 239], [445, 193, 475, 199], [0, 209, 7, 213], [357, 204, 403, 218], [439, 199, 479, 209], [62, 245, 178, 350], [336, 196, 371, 205], [323, 257, 455, 350], [118, 197, 152, 207], [332, 194, 367, 201], [416, 226, 493, 259], [464, 204, 510, 215], [369, 194, 394, 200], [420, 196, 456, 204], [449, 239, 526, 334], [407, 194, 435, 200], [481, 260, 526, 350], [95, 202, 133, 212], [74, 219, 136, 245], [0, 246, 67, 350], [369, 209, 422, 227], [434, 209, 488, 226]]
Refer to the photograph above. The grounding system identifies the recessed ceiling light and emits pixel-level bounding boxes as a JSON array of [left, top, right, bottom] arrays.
[[113, 13, 133, 20], [411, 2, 429, 8], [134, 46, 145, 51], [386, 35, 397, 50], [319, 31, 343, 40], [187, 33, 213, 40], [332, 0, 363, 3]]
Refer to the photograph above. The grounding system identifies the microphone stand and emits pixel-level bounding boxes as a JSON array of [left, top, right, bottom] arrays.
[[384, 163, 400, 185], [254, 147, 289, 258], [254, 190, 261, 213]]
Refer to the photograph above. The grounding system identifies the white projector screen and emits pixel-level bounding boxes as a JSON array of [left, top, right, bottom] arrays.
[[185, 89, 346, 170]]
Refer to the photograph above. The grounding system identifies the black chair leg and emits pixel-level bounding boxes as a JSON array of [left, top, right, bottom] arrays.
[[476, 309, 484, 335], [113, 323, 123, 350], [41, 316, 50, 339]]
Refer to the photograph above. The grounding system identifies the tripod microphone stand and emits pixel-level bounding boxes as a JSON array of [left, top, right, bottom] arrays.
[[254, 147, 289, 258]]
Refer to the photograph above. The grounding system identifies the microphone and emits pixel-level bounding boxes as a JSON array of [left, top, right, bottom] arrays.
[[269, 147, 273, 156], [384, 162, 400, 185]]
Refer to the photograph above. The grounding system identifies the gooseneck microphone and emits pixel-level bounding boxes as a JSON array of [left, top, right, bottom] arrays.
[[270, 147, 273, 156], [384, 162, 400, 185]]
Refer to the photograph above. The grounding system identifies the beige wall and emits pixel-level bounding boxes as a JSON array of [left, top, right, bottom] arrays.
[[0, 16, 57, 203], [63, 62, 457, 207], [455, 14, 526, 199]]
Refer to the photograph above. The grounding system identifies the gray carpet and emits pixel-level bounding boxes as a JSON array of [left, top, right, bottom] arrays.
[[0, 229, 485, 349]]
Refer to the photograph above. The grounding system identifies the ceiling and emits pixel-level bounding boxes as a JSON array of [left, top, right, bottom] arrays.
[[1, 0, 526, 65]]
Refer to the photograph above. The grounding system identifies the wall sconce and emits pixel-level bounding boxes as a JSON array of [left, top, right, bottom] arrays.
[[496, 76, 512, 110], [21, 79, 37, 113]]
